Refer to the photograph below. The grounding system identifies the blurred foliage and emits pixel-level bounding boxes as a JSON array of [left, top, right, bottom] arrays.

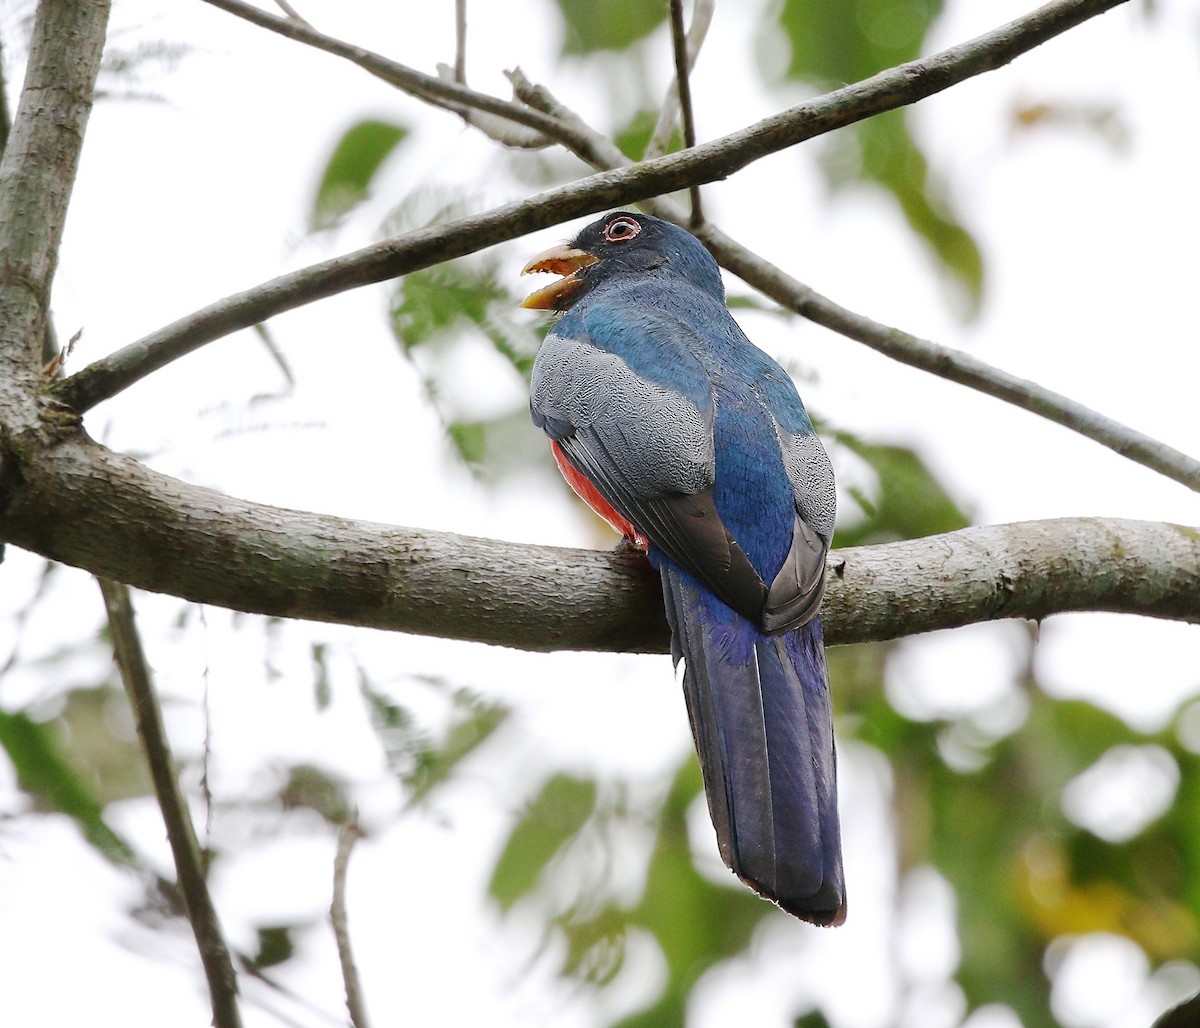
[[244, 924, 297, 972], [360, 672, 509, 809], [0, 592, 512, 990], [831, 430, 971, 547], [614, 108, 683, 161], [772, 0, 984, 311], [286, 4, 1199, 1023], [552, 0, 668, 54], [1009, 98, 1132, 154], [309, 118, 409, 232], [0, 703, 137, 864], [4, 2, 1196, 1027], [388, 250, 544, 474]]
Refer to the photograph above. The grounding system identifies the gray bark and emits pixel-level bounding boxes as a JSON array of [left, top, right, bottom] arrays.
[[1, 432, 1196, 652]]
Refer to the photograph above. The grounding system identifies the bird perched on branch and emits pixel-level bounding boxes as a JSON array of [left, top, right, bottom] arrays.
[[522, 211, 844, 925]]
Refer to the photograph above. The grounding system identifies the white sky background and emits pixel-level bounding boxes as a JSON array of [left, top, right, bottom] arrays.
[[0, 0, 1199, 1025]]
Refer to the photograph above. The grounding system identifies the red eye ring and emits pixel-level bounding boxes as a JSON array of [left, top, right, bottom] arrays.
[[602, 216, 641, 243]]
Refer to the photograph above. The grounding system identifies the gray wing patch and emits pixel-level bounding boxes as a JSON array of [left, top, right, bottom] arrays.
[[775, 427, 836, 545], [764, 421, 837, 634], [532, 331, 771, 621], [530, 331, 713, 498]]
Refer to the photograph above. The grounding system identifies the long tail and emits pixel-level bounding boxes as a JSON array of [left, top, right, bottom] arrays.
[[660, 564, 846, 925]]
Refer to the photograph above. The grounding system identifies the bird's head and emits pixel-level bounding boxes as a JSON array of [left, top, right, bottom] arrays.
[[520, 211, 724, 311]]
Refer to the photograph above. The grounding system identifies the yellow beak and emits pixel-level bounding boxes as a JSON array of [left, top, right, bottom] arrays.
[[519, 244, 599, 310]]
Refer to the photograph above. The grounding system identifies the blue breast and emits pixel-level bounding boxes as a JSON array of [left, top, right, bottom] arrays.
[[568, 274, 803, 585]]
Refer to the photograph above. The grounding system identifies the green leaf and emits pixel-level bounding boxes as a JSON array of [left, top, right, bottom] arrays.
[[614, 760, 770, 1028], [278, 764, 352, 825], [389, 256, 545, 478], [553, 0, 668, 54], [614, 109, 681, 161], [309, 118, 408, 231], [358, 677, 508, 808], [556, 905, 629, 986], [832, 433, 970, 546], [358, 677, 423, 778], [0, 707, 135, 865], [311, 641, 332, 710], [391, 260, 538, 376], [446, 409, 547, 476], [770, 0, 982, 310], [404, 689, 508, 807], [447, 420, 488, 468], [775, 0, 942, 84], [858, 113, 984, 309], [245, 924, 298, 971], [489, 773, 598, 911]]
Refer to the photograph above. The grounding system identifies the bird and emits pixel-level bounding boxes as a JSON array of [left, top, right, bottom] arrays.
[[521, 211, 844, 926]]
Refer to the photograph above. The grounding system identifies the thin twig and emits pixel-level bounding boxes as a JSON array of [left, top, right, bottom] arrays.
[[70, 1, 1198, 491], [698, 223, 1200, 488], [453, 0, 466, 85], [331, 820, 371, 1028], [227, 0, 1194, 490], [58, 0, 1134, 418], [199, 0, 563, 142], [271, 0, 311, 27], [645, 0, 713, 160], [433, 62, 551, 148], [669, 0, 703, 226], [98, 579, 243, 1028], [198, 604, 215, 857], [0, 28, 10, 165]]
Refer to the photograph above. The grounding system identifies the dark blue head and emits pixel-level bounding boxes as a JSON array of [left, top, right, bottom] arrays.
[[521, 211, 725, 311]]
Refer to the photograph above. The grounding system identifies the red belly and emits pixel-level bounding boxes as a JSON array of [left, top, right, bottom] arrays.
[[550, 440, 648, 552]]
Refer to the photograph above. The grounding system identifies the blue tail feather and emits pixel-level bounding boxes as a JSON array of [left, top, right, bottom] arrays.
[[661, 564, 845, 925]]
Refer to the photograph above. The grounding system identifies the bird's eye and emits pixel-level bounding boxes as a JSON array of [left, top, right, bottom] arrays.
[[602, 216, 641, 243]]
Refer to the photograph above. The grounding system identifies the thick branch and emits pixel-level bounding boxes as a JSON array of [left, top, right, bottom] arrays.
[[58, 0, 1128, 413], [0, 0, 109, 393], [2, 433, 1196, 651]]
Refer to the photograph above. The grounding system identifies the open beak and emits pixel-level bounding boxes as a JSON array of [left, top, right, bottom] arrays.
[[520, 244, 599, 310]]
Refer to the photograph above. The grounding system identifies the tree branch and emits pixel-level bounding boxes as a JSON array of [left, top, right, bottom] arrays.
[[331, 820, 371, 1028], [0, 29, 11, 162], [0, 0, 109, 397], [198, 0, 567, 142], [505, 76, 1200, 492], [702, 235, 1200, 490], [645, 0, 713, 161], [57, 0, 1130, 413], [453, 0, 466, 86], [216, 0, 1200, 491], [3, 434, 1196, 652], [668, 0, 703, 225], [99, 578, 244, 1028]]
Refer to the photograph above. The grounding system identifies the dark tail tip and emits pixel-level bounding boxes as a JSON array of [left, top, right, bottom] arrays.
[[737, 870, 846, 927]]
